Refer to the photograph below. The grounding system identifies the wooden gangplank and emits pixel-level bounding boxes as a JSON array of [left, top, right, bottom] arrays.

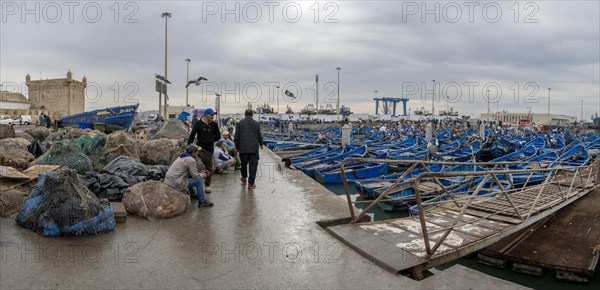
[[326, 167, 598, 279]]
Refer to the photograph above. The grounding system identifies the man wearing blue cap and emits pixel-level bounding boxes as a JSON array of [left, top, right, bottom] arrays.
[[165, 144, 213, 207], [188, 108, 221, 193]]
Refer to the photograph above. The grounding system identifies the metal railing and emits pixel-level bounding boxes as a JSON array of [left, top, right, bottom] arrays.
[[339, 157, 600, 259]]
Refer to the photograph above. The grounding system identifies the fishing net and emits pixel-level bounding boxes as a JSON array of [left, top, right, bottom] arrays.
[[105, 131, 140, 161], [0, 148, 35, 170], [40, 133, 108, 173], [15, 169, 116, 236], [76, 134, 107, 170], [41, 141, 93, 174], [0, 188, 28, 218], [0, 124, 15, 139], [151, 118, 190, 140], [0, 138, 31, 151], [122, 180, 190, 219], [15, 132, 34, 142], [24, 127, 51, 141], [66, 128, 86, 139], [140, 138, 183, 166], [45, 130, 66, 142]]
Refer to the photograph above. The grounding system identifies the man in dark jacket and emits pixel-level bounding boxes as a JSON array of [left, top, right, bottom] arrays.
[[235, 109, 264, 189], [188, 108, 221, 193]]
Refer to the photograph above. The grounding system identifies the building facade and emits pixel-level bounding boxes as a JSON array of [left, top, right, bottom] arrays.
[[26, 70, 86, 115], [0, 91, 31, 110], [480, 111, 577, 126]]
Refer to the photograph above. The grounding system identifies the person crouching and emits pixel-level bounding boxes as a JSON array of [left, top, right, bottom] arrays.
[[213, 140, 236, 173], [165, 144, 214, 208]]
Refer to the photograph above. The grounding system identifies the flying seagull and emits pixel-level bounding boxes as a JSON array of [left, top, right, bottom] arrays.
[[186, 76, 208, 88], [284, 90, 296, 99], [154, 74, 171, 84]]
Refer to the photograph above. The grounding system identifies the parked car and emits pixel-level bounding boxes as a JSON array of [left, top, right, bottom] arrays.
[[0, 115, 14, 125], [13, 115, 32, 125]]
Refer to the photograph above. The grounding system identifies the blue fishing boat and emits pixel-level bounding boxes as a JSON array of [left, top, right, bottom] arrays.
[[408, 170, 513, 215], [280, 144, 330, 161], [59, 104, 139, 129], [298, 146, 368, 177], [378, 162, 502, 212], [315, 162, 389, 184], [291, 146, 347, 166], [549, 143, 590, 168], [354, 164, 444, 198], [512, 151, 559, 186], [490, 144, 537, 163], [439, 140, 481, 162]]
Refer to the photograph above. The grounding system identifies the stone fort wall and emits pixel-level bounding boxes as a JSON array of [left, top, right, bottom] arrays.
[[26, 71, 86, 116]]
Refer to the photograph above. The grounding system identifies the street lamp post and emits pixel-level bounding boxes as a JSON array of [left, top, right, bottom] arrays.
[[336, 67, 341, 123], [486, 89, 490, 114], [315, 74, 319, 121], [275, 85, 280, 114], [185, 58, 191, 107], [432, 80, 435, 118], [215, 93, 221, 128], [161, 12, 172, 118], [581, 99, 583, 123], [547, 88, 551, 124]]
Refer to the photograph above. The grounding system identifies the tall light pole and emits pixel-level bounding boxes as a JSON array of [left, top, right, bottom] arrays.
[[375, 90, 378, 99], [215, 93, 221, 128], [581, 99, 583, 123], [275, 85, 280, 114], [486, 89, 490, 114], [432, 80, 435, 117], [315, 74, 319, 121], [336, 67, 341, 123], [185, 58, 191, 107], [162, 12, 172, 118], [547, 88, 551, 124]]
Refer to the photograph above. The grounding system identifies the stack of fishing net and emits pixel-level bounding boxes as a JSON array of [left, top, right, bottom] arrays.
[[0, 138, 35, 170], [122, 180, 190, 219], [76, 134, 107, 171], [15, 169, 116, 236], [24, 127, 51, 141], [0, 188, 28, 218], [151, 118, 190, 141], [41, 140, 93, 174], [104, 131, 140, 162], [15, 132, 34, 142], [140, 138, 183, 166], [0, 124, 15, 139]]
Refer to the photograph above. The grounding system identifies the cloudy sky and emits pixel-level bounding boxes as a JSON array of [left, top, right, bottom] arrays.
[[1, 1, 599, 119]]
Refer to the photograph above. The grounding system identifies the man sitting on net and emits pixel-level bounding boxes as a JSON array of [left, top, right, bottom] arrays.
[[213, 140, 236, 173], [164, 144, 213, 208]]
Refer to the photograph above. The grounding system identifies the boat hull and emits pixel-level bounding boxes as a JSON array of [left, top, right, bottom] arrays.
[[59, 104, 139, 129]]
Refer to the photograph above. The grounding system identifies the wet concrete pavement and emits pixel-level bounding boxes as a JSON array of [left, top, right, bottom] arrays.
[[0, 148, 528, 289]]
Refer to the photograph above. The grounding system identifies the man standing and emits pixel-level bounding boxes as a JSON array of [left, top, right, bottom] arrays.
[[235, 109, 264, 189], [188, 108, 220, 193], [164, 144, 213, 207]]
